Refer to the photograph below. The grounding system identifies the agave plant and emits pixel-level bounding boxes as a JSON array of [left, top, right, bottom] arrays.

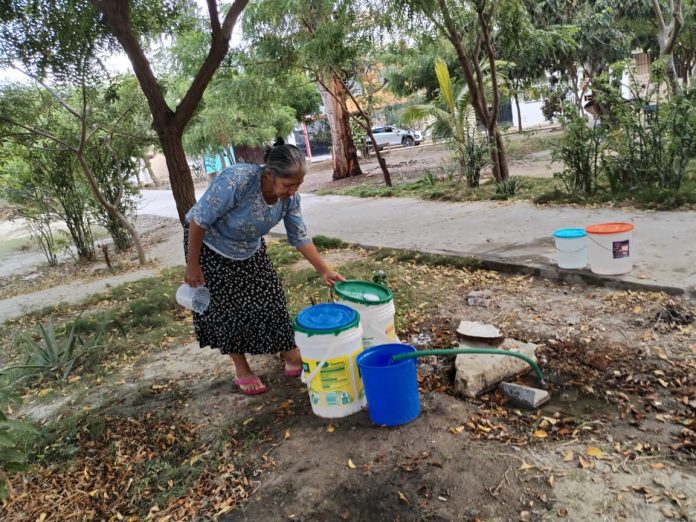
[[2, 311, 108, 382], [403, 58, 490, 187]]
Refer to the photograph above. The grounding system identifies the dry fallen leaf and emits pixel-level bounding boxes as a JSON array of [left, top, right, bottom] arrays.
[[563, 450, 574, 462], [398, 490, 410, 505], [586, 447, 604, 458], [284, 430, 291, 440], [326, 424, 335, 433], [519, 461, 535, 471], [347, 459, 356, 469], [557, 507, 568, 518], [533, 430, 548, 439], [578, 456, 592, 469], [650, 463, 666, 470]]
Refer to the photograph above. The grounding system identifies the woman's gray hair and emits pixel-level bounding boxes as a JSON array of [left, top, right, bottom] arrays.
[[264, 142, 306, 179]]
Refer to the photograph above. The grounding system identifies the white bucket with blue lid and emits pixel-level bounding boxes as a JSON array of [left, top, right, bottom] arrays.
[[552, 228, 587, 269], [294, 303, 365, 418]]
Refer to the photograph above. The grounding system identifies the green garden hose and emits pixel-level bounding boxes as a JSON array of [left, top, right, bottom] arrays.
[[391, 348, 546, 388]]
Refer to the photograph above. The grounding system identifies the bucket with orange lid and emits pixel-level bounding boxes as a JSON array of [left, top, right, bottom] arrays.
[[584, 222, 635, 275]]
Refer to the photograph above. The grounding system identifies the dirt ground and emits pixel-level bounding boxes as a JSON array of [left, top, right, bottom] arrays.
[[1, 134, 695, 520], [300, 130, 562, 193], [3, 236, 694, 521]]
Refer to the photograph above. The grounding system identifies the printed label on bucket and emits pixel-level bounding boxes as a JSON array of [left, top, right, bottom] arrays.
[[612, 240, 630, 259], [385, 323, 396, 340], [303, 354, 355, 407]]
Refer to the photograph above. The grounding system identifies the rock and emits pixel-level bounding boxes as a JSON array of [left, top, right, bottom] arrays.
[[454, 339, 539, 398], [22, 273, 40, 281], [456, 320, 502, 340], [466, 290, 492, 307], [500, 382, 550, 409]]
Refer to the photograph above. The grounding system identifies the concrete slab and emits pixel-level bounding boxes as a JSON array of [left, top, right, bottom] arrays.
[[453, 339, 539, 398], [137, 190, 696, 297]]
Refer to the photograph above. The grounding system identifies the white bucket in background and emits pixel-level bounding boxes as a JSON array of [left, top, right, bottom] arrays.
[[333, 280, 399, 348], [585, 222, 635, 275], [294, 303, 366, 418], [552, 228, 588, 269]]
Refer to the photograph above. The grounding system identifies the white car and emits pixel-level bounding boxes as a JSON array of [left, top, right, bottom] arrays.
[[365, 126, 422, 150]]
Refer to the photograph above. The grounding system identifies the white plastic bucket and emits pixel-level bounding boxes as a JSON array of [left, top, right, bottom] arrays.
[[294, 303, 366, 418], [333, 280, 399, 348], [585, 222, 635, 275], [552, 228, 587, 269]]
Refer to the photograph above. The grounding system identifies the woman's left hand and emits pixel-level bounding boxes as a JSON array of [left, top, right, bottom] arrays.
[[321, 269, 345, 287]]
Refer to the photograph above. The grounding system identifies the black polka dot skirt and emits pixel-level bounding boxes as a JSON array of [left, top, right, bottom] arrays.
[[184, 226, 296, 355]]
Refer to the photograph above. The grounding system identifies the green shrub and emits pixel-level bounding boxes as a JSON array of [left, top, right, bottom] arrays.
[[0, 410, 38, 501]]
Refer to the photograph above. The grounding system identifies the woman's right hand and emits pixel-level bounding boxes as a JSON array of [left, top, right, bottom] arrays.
[[184, 262, 206, 287]]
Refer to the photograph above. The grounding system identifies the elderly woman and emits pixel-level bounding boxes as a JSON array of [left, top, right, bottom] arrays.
[[184, 142, 343, 395]]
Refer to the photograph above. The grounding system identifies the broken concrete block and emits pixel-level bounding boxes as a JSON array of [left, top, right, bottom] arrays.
[[499, 382, 550, 409], [454, 339, 539, 398]]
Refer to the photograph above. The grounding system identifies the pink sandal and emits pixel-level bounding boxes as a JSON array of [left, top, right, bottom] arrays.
[[234, 375, 267, 395]]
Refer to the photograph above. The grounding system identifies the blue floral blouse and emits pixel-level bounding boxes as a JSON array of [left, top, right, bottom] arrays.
[[185, 164, 311, 260]]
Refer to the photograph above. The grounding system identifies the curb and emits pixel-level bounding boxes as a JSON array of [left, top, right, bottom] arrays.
[[284, 233, 693, 299]]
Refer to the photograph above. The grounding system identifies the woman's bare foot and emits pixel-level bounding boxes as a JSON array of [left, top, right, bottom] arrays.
[[283, 348, 302, 376], [230, 353, 267, 394]]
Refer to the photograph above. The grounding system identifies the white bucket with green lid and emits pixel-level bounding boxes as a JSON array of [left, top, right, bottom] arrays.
[[333, 280, 399, 348], [294, 303, 366, 418]]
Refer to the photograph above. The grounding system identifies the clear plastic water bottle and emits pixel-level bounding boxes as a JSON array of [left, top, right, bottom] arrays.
[[176, 284, 210, 313]]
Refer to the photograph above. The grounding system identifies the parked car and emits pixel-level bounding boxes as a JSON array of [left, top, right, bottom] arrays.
[[365, 126, 422, 150]]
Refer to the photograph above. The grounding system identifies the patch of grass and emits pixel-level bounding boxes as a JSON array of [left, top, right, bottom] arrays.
[[312, 235, 348, 250], [326, 176, 563, 204], [534, 173, 696, 210], [504, 131, 559, 161], [267, 239, 302, 266], [0, 236, 36, 256], [0, 267, 193, 396]]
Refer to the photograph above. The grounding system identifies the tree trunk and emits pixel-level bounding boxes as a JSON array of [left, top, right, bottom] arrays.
[[92, 0, 249, 222], [318, 78, 362, 180], [158, 132, 197, 224], [493, 129, 510, 181], [513, 91, 523, 132], [141, 153, 160, 186], [652, 0, 683, 96], [364, 127, 392, 187]]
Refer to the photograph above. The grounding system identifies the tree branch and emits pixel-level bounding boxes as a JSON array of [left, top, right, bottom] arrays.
[[664, 0, 683, 54], [10, 65, 82, 119], [92, 0, 174, 130], [652, 0, 666, 33], [176, 0, 250, 128], [0, 115, 76, 151], [207, 0, 221, 34]]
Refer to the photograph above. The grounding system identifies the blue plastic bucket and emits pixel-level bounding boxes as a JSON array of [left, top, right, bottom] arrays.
[[356, 343, 420, 426]]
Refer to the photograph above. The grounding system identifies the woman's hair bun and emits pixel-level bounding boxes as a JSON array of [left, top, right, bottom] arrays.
[[273, 136, 285, 147]]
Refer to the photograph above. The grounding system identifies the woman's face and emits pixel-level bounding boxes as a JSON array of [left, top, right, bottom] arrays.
[[272, 167, 305, 200]]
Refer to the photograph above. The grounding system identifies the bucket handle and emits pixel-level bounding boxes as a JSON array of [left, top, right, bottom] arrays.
[[301, 342, 340, 385], [586, 233, 635, 252], [554, 245, 588, 253]]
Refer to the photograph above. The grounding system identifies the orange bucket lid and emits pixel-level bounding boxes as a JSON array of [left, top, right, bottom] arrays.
[[585, 222, 634, 235]]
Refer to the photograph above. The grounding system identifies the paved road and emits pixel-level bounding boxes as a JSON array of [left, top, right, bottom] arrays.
[[138, 190, 696, 296]]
